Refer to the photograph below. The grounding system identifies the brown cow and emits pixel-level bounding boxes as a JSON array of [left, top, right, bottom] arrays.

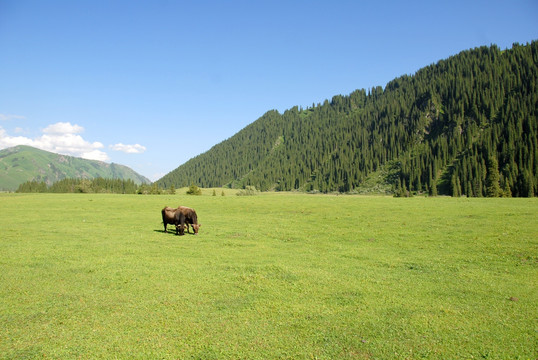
[[161, 206, 186, 235], [178, 206, 201, 234]]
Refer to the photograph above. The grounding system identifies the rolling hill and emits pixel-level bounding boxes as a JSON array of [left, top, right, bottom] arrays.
[[156, 42, 537, 197], [0, 145, 150, 191]]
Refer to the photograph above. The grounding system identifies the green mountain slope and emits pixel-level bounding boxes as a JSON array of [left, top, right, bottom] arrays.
[[0, 145, 150, 191], [156, 42, 537, 196]]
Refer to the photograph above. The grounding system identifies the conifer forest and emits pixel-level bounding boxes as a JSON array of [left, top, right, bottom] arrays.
[[157, 42, 537, 197]]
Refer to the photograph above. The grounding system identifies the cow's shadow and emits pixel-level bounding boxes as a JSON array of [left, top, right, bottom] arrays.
[[154, 229, 195, 236]]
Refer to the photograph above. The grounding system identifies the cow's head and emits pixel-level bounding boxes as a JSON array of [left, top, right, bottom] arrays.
[[191, 223, 201, 234], [175, 224, 186, 236]]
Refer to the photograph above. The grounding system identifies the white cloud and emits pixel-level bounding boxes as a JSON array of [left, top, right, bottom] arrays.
[[0, 122, 110, 162], [79, 149, 110, 162], [0, 114, 26, 121], [110, 143, 147, 154], [1, 121, 146, 162], [43, 122, 84, 135], [0, 127, 34, 147]]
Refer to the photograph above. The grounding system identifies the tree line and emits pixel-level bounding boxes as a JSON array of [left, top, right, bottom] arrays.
[[160, 42, 537, 196], [16, 178, 167, 194]]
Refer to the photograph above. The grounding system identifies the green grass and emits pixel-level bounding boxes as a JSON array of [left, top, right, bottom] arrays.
[[0, 193, 536, 359]]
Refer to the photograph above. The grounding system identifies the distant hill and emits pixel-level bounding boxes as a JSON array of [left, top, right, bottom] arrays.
[[156, 42, 537, 197], [0, 145, 150, 191]]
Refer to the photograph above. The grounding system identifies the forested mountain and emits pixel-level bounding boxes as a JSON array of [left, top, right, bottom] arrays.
[[0, 145, 150, 191], [157, 42, 538, 196]]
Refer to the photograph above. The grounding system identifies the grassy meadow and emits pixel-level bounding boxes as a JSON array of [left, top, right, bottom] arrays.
[[0, 192, 536, 359]]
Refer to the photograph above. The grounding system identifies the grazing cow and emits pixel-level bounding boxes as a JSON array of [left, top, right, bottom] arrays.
[[161, 206, 186, 235], [178, 206, 201, 234]]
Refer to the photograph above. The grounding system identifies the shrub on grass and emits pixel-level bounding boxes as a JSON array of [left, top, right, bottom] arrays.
[[186, 184, 202, 195]]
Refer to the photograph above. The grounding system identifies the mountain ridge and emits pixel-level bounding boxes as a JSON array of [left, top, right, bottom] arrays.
[[0, 145, 150, 191], [156, 42, 537, 196]]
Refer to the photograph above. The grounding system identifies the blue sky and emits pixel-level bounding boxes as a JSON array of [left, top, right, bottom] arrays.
[[1, 0, 537, 181]]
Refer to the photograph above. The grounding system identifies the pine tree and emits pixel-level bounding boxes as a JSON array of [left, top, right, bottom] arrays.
[[502, 180, 512, 197], [486, 157, 502, 197], [430, 181, 438, 196]]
